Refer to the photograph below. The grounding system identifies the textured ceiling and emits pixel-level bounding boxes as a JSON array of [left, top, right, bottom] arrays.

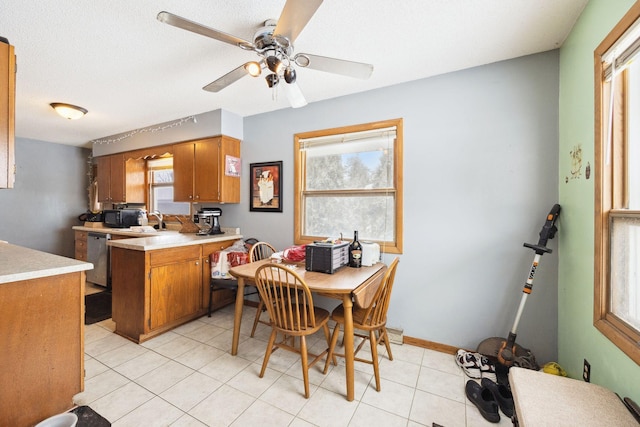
[[1, 0, 588, 148]]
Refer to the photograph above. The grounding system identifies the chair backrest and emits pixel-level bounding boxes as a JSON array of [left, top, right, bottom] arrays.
[[249, 241, 277, 262], [360, 257, 399, 328], [254, 264, 317, 333]]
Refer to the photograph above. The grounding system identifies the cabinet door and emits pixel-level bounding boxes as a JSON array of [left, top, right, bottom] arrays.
[[194, 138, 220, 202], [149, 259, 201, 329], [109, 153, 125, 203], [218, 136, 241, 203], [173, 142, 195, 202], [0, 41, 15, 189], [96, 156, 112, 203]]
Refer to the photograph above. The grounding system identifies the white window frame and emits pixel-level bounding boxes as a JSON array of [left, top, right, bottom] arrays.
[[293, 119, 403, 253]]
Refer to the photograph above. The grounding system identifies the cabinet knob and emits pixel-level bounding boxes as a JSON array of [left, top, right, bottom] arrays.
[[189, 195, 193, 199], [195, 261, 199, 266]]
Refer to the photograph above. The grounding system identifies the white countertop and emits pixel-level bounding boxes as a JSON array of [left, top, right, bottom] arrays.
[[72, 224, 176, 237], [108, 232, 243, 251], [0, 242, 93, 284]]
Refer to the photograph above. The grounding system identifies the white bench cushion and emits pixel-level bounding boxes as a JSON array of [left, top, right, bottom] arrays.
[[509, 367, 637, 426]]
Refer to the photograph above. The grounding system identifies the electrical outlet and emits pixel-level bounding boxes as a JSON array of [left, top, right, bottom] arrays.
[[583, 359, 591, 382]]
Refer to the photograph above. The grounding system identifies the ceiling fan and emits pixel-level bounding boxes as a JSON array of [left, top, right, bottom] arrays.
[[157, 0, 374, 108]]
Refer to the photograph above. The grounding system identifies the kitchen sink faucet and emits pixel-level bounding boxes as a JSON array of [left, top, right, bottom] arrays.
[[150, 210, 164, 229]]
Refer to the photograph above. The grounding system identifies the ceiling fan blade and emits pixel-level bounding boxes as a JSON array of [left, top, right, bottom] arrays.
[[284, 82, 308, 108], [295, 53, 373, 79], [157, 11, 254, 49], [203, 63, 251, 92], [274, 0, 323, 44]]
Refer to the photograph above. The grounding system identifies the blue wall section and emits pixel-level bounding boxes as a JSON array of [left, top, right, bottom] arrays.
[[0, 138, 90, 257], [223, 50, 560, 363]]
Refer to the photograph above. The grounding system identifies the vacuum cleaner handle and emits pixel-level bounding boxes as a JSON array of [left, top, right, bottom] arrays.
[[523, 203, 561, 255]]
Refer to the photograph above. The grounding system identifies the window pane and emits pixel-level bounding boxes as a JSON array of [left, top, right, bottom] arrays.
[[152, 169, 174, 184], [306, 139, 394, 191], [628, 62, 640, 209], [304, 194, 395, 241], [153, 186, 190, 215], [610, 215, 640, 330]]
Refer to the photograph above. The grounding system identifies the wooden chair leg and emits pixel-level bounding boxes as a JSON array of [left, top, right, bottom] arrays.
[[300, 335, 310, 398], [251, 299, 265, 337], [380, 327, 393, 361], [324, 323, 341, 374], [369, 330, 381, 392], [260, 329, 277, 378]]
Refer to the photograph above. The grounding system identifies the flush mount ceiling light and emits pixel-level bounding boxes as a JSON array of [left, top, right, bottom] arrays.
[[50, 102, 88, 120]]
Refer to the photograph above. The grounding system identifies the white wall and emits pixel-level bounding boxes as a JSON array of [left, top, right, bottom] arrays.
[[221, 50, 560, 363]]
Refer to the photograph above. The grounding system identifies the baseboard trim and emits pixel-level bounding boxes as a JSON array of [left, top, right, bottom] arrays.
[[403, 335, 459, 355]]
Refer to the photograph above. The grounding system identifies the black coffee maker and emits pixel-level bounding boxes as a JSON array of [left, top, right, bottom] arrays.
[[194, 207, 224, 235]]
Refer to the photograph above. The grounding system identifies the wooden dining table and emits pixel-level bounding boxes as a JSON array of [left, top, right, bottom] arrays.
[[228, 259, 387, 401]]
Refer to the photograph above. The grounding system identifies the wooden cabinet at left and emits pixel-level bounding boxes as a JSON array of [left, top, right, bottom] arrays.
[[0, 39, 16, 189], [96, 154, 145, 205], [0, 272, 85, 426]]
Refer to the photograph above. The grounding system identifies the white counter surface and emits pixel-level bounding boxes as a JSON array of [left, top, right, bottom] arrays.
[[72, 224, 176, 237], [108, 232, 243, 251], [0, 242, 93, 284]]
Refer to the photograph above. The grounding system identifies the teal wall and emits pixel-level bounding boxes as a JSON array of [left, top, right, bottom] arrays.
[[559, 0, 639, 401]]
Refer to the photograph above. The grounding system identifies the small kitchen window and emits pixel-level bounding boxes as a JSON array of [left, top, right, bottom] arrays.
[[148, 158, 190, 215]]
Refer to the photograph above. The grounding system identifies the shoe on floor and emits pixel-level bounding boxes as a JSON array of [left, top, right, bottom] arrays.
[[455, 350, 481, 379], [465, 380, 500, 423], [479, 355, 497, 382], [481, 377, 514, 417]]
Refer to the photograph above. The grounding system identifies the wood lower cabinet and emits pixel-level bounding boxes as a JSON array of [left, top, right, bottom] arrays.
[[0, 272, 84, 427], [149, 247, 201, 329], [74, 230, 88, 261], [111, 240, 238, 343]]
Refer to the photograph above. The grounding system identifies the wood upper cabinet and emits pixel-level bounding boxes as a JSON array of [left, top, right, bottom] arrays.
[[0, 39, 15, 189], [96, 153, 145, 204], [173, 135, 241, 203]]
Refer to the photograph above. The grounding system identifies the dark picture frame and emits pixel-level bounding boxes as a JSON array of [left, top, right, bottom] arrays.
[[249, 161, 283, 212]]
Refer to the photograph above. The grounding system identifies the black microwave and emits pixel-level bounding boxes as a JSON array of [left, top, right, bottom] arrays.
[[103, 209, 142, 228]]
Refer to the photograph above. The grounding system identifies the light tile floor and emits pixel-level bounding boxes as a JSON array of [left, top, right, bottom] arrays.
[[74, 306, 514, 426]]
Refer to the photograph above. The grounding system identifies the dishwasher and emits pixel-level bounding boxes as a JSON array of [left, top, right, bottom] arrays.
[[86, 232, 111, 287]]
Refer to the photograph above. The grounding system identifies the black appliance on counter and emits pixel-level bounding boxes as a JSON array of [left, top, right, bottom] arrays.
[[103, 209, 144, 228], [193, 207, 224, 235]]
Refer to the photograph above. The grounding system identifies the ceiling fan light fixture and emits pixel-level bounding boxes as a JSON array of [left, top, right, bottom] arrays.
[[244, 61, 262, 77], [265, 73, 279, 88], [50, 103, 88, 120], [284, 67, 296, 84], [266, 55, 283, 74]]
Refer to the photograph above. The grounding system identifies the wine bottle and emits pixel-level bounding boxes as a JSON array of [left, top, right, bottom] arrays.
[[349, 230, 362, 268]]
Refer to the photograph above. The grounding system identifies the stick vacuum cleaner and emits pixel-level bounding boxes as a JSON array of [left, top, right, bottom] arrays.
[[476, 204, 561, 367]]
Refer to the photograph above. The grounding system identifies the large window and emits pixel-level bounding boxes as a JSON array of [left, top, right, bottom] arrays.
[[294, 119, 403, 253], [595, 3, 640, 364], [147, 158, 190, 215]]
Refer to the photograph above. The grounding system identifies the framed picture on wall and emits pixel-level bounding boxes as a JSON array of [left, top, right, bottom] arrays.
[[249, 161, 282, 212]]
